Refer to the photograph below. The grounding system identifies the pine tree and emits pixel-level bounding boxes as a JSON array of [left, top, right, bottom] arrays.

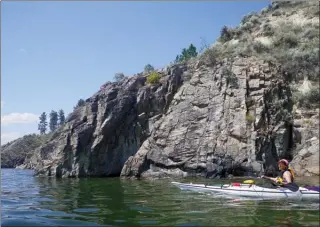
[[49, 110, 58, 132], [38, 112, 47, 134], [114, 72, 125, 82], [187, 44, 198, 58], [76, 99, 85, 107], [58, 109, 65, 126], [174, 44, 198, 63], [144, 64, 155, 73]]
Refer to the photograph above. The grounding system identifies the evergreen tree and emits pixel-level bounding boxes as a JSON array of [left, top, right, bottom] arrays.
[[174, 55, 180, 63], [144, 64, 155, 73], [38, 112, 47, 134], [181, 48, 188, 60], [114, 72, 125, 82], [174, 44, 198, 63], [76, 99, 85, 108], [58, 109, 65, 125], [49, 110, 58, 132], [220, 26, 233, 42], [187, 44, 198, 58]]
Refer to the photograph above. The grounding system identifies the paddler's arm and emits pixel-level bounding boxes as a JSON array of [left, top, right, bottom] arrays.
[[281, 172, 292, 184]]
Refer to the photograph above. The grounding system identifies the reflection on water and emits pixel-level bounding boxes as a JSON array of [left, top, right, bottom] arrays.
[[1, 169, 319, 226]]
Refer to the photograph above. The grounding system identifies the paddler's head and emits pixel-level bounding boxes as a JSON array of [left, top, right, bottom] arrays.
[[278, 159, 289, 170]]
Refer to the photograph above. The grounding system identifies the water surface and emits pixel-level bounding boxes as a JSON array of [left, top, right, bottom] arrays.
[[1, 168, 319, 226]]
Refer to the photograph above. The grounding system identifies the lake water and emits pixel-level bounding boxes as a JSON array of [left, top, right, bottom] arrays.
[[1, 168, 319, 226]]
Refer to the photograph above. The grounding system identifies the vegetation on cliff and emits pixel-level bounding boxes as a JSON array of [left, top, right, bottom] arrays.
[[198, 1, 319, 108], [1, 134, 49, 168]]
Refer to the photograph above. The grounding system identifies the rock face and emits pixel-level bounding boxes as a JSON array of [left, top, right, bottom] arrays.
[[23, 65, 186, 177], [290, 109, 319, 176], [121, 57, 298, 178], [21, 1, 319, 179]]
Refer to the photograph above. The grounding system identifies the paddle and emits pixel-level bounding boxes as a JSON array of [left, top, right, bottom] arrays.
[[259, 175, 300, 192]]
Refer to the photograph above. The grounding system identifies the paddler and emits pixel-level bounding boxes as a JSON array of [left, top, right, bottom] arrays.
[[261, 159, 299, 192]]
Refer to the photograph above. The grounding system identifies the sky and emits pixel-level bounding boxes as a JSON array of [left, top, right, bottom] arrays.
[[1, 1, 270, 145]]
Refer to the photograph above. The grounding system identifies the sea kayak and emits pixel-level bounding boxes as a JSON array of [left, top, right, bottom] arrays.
[[171, 181, 320, 201]]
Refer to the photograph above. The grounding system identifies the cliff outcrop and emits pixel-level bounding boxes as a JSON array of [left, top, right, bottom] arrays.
[[19, 1, 319, 178], [21, 65, 187, 177]]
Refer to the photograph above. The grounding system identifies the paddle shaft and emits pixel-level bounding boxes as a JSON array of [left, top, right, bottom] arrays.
[[259, 176, 300, 192]]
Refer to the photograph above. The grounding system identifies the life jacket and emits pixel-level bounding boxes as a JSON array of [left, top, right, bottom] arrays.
[[276, 167, 295, 184]]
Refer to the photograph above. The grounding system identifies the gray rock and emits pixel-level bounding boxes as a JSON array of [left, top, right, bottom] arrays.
[[22, 56, 319, 179], [121, 57, 308, 179], [25, 64, 186, 177]]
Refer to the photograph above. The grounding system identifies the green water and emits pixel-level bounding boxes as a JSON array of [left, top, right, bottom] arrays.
[[1, 169, 319, 226]]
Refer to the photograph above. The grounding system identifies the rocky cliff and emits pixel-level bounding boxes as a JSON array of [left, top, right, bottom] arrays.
[[21, 65, 186, 177], [121, 57, 301, 179], [20, 1, 319, 178]]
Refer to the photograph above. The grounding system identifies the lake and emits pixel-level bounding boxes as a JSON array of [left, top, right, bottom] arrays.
[[1, 168, 319, 226]]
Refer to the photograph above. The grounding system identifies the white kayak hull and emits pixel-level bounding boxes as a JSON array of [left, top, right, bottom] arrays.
[[171, 182, 320, 200]]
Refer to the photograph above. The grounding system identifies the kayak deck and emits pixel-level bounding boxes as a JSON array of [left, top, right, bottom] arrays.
[[171, 181, 320, 200]]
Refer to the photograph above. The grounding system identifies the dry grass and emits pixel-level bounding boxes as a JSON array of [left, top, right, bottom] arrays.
[[199, 1, 319, 83]]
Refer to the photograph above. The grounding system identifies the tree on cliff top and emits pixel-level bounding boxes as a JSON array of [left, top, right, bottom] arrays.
[[144, 64, 155, 73], [114, 72, 125, 82], [49, 110, 58, 132], [58, 109, 65, 125], [75, 99, 85, 108], [175, 44, 198, 63], [38, 112, 47, 134]]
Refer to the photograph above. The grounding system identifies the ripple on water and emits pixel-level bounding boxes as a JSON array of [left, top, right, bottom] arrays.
[[73, 208, 100, 213], [130, 205, 153, 212]]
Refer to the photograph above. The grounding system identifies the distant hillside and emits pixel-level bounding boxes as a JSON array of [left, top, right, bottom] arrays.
[[1, 134, 50, 168]]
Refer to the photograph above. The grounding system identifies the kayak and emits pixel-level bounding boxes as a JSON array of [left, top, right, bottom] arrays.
[[171, 181, 320, 201]]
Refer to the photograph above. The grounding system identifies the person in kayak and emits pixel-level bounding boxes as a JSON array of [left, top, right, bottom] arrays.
[[261, 159, 299, 191]]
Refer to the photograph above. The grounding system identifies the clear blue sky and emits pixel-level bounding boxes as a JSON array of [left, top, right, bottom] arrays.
[[1, 1, 270, 144]]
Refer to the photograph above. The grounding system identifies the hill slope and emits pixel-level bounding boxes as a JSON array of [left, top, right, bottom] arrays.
[[1, 134, 49, 168], [20, 1, 319, 178]]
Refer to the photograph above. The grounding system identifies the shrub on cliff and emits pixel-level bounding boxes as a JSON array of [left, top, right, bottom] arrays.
[[219, 26, 234, 43], [199, 46, 219, 66], [198, 1, 319, 85], [76, 99, 85, 108], [222, 67, 239, 88], [114, 72, 125, 82], [146, 71, 161, 85], [252, 41, 270, 54], [246, 113, 255, 123], [296, 87, 320, 108], [261, 23, 274, 36]]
